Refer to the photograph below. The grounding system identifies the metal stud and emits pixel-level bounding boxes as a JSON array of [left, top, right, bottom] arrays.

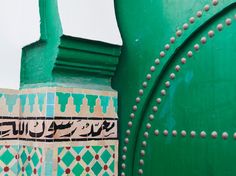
[[190, 131, 196, 138], [140, 150, 145, 156], [170, 37, 175, 43], [211, 131, 217, 138], [170, 73, 176, 80], [146, 74, 152, 80], [165, 81, 170, 87], [225, 18, 232, 25], [165, 44, 170, 50], [122, 155, 126, 160], [128, 121, 132, 127], [175, 65, 181, 72], [217, 24, 223, 31], [181, 58, 186, 64], [212, 0, 218, 6], [187, 51, 193, 58], [204, 4, 210, 11], [183, 23, 189, 30], [222, 132, 228, 139], [163, 130, 168, 136], [126, 130, 131, 136], [234, 132, 236, 139], [139, 89, 144, 95], [181, 130, 187, 137], [125, 138, 129, 144], [142, 82, 147, 88], [149, 114, 154, 120], [123, 146, 127, 152], [142, 141, 147, 147], [152, 106, 158, 112], [146, 123, 151, 129], [176, 30, 182, 37], [156, 98, 162, 104], [161, 89, 166, 96], [189, 17, 195, 23], [208, 30, 214, 38], [200, 131, 206, 138], [160, 51, 165, 57], [130, 113, 135, 119], [144, 132, 149, 138], [197, 11, 202, 18], [154, 129, 159, 136], [172, 130, 177, 136], [138, 169, 143, 175], [136, 97, 141, 103], [133, 105, 137, 111], [122, 163, 126, 169], [139, 159, 144, 165], [201, 37, 207, 44], [121, 172, 125, 176], [150, 66, 156, 72], [194, 44, 200, 51], [155, 58, 160, 65]]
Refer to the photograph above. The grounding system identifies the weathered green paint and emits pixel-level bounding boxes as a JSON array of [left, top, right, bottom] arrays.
[[113, 0, 236, 175]]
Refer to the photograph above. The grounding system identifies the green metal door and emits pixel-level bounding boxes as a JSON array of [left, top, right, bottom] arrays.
[[113, 0, 236, 175]]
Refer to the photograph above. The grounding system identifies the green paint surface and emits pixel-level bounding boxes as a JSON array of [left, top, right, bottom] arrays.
[[112, 0, 236, 175]]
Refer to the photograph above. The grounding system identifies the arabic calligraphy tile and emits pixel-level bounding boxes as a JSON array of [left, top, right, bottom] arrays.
[[56, 92, 70, 112]]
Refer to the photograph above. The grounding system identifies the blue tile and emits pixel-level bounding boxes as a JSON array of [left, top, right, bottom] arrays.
[[46, 105, 54, 118], [47, 93, 55, 105]]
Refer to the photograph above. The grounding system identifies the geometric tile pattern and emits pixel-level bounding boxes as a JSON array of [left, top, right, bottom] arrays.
[[57, 145, 115, 176], [18, 146, 43, 176], [0, 145, 19, 175]]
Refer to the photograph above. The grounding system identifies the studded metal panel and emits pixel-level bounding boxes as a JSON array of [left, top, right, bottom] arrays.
[[113, 0, 236, 175]]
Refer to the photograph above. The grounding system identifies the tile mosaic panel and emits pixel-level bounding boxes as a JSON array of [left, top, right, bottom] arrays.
[[0, 87, 118, 176]]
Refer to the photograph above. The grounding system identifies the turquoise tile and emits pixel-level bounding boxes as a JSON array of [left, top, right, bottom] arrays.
[[47, 93, 55, 105], [46, 105, 54, 118]]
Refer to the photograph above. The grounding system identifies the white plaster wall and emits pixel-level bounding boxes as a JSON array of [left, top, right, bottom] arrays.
[[0, 0, 122, 89]]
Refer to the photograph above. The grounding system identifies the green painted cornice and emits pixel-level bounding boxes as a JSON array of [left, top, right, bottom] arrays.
[[20, 0, 122, 89]]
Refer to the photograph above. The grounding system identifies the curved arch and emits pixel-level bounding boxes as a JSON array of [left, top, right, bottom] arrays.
[[118, 1, 236, 175]]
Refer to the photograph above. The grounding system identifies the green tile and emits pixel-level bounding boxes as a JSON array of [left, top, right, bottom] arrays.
[[20, 151, 27, 164], [72, 162, 84, 175], [92, 146, 102, 153], [101, 150, 111, 164], [32, 153, 39, 167], [25, 164, 33, 175], [73, 146, 83, 154], [0, 149, 14, 165], [91, 162, 102, 175], [82, 151, 93, 165], [109, 160, 115, 172], [62, 151, 74, 167]]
